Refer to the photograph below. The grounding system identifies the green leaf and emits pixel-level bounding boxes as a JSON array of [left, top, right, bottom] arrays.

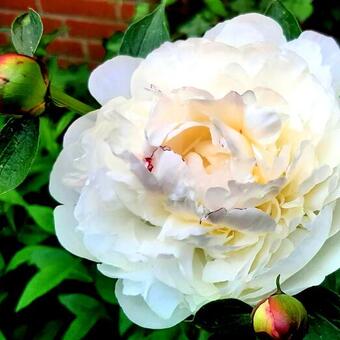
[[7, 245, 51, 271], [204, 0, 228, 16], [17, 225, 49, 245], [95, 272, 117, 304], [67, 262, 93, 283], [119, 310, 133, 336], [39, 117, 59, 156], [0, 252, 4, 272], [322, 269, 340, 295], [59, 294, 106, 340], [0, 291, 8, 304], [0, 117, 40, 195], [194, 299, 255, 338], [55, 111, 76, 138], [0, 190, 26, 206], [34, 320, 63, 340], [304, 314, 340, 339], [26, 205, 55, 234], [282, 0, 313, 22], [8, 246, 92, 310], [230, 0, 256, 13], [265, 0, 302, 40], [16, 260, 79, 311], [296, 286, 340, 330], [7, 246, 91, 280], [0, 329, 6, 340], [120, 5, 170, 58], [11, 9, 43, 56]]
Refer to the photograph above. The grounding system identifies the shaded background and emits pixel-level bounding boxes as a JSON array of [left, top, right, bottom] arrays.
[[0, 0, 339, 67]]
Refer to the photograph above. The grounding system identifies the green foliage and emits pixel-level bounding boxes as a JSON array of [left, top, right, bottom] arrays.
[[194, 299, 255, 338], [11, 9, 43, 56], [94, 272, 117, 305], [265, 0, 302, 40], [120, 5, 170, 58], [0, 118, 39, 195], [59, 294, 106, 340], [6, 245, 92, 311]]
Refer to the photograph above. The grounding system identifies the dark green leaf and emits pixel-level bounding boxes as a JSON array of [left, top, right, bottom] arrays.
[[0, 291, 8, 304], [95, 272, 117, 304], [0, 252, 4, 272], [120, 5, 170, 58], [322, 269, 340, 295], [265, 0, 302, 40], [304, 314, 340, 339], [119, 310, 133, 336], [11, 9, 43, 56], [296, 286, 340, 330], [194, 298, 255, 338], [67, 262, 93, 283], [34, 320, 63, 340], [59, 294, 106, 340], [17, 225, 49, 245], [0, 117, 40, 195]]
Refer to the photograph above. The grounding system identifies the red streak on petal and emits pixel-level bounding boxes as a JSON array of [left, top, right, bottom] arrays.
[[144, 157, 153, 172]]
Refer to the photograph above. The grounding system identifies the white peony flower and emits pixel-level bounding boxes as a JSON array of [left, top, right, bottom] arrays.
[[50, 14, 340, 329]]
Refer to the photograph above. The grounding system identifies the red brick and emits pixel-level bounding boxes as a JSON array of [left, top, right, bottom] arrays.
[[0, 32, 9, 45], [0, 12, 16, 28], [42, 17, 64, 33], [57, 57, 83, 68], [40, 0, 117, 20], [88, 42, 105, 61], [47, 39, 84, 58], [1, 0, 36, 10], [121, 3, 135, 21], [66, 19, 126, 39]]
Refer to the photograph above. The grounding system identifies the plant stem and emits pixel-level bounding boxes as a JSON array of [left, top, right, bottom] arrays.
[[49, 84, 95, 115], [276, 274, 284, 294]]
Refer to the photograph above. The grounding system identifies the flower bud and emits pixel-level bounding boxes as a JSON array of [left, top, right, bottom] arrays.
[[0, 53, 48, 116], [252, 278, 308, 339]]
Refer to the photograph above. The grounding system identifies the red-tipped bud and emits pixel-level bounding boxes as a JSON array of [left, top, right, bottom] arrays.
[[252, 277, 308, 339], [0, 53, 48, 116]]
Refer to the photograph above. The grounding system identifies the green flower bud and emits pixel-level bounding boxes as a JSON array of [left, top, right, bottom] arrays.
[[0, 53, 48, 116], [252, 277, 308, 340]]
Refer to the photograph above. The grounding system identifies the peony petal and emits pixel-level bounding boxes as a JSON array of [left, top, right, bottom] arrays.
[[249, 203, 335, 299], [205, 207, 276, 233], [54, 205, 96, 261], [204, 14, 286, 47], [89, 55, 142, 105], [49, 145, 82, 205], [115, 280, 191, 329], [243, 106, 282, 145], [286, 31, 340, 93], [282, 230, 340, 294], [131, 38, 243, 99]]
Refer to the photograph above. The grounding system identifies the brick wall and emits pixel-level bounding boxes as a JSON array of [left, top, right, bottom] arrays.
[[0, 0, 136, 66]]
